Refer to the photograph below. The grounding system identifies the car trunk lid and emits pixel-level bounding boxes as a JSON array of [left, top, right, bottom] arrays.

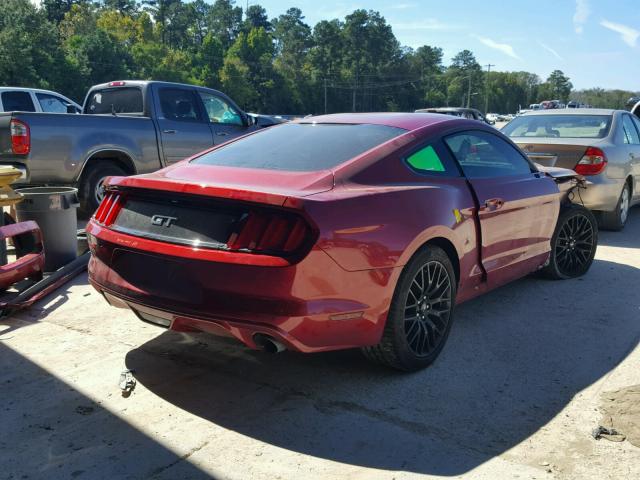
[[511, 138, 599, 169], [108, 163, 335, 207]]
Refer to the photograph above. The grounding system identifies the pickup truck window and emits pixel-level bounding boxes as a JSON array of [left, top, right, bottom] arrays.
[[36, 93, 68, 113], [1, 91, 35, 112], [198, 92, 243, 126], [445, 131, 532, 178], [159, 88, 201, 122], [86, 87, 143, 114]]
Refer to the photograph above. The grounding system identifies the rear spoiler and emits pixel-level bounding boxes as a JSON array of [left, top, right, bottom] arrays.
[[105, 175, 304, 208]]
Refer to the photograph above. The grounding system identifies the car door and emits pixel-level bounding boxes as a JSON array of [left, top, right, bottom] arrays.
[[155, 87, 215, 164], [197, 91, 249, 143], [444, 130, 560, 287], [626, 114, 640, 201]]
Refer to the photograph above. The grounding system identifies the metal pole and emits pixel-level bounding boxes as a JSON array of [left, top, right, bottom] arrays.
[[324, 78, 327, 114], [352, 75, 357, 112], [466, 75, 471, 108], [484, 63, 495, 114]]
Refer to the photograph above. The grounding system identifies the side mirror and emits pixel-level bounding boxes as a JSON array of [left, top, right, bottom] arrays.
[[246, 114, 258, 127], [66, 104, 79, 114]]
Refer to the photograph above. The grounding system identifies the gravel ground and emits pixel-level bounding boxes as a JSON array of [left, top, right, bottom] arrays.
[[1, 209, 639, 480]]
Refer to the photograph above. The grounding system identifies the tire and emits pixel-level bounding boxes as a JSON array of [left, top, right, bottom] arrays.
[[362, 246, 457, 371], [542, 204, 598, 280], [80, 163, 127, 215], [600, 182, 631, 231]]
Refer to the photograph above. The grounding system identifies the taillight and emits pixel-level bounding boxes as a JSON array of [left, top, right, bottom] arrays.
[[93, 191, 123, 225], [227, 211, 311, 255], [10, 119, 30, 155], [575, 147, 607, 175]]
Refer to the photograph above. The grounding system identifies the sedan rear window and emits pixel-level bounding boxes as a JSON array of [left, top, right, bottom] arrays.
[[192, 123, 407, 171], [86, 87, 143, 114], [502, 115, 611, 139]]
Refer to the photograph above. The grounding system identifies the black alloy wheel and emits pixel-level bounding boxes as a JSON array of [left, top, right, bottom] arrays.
[[362, 246, 456, 371], [543, 204, 598, 279]]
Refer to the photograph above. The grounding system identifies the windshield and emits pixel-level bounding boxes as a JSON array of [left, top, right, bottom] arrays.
[[86, 87, 144, 114], [192, 123, 407, 171], [503, 114, 612, 139]]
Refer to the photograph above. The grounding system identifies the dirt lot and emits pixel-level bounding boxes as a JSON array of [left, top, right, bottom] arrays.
[[1, 209, 639, 480]]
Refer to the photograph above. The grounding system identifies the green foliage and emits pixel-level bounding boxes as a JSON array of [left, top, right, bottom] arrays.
[[0, 0, 636, 112]]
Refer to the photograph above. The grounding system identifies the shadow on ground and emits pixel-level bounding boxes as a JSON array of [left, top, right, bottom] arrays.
[[0, 342, 212, 479], [125, 252, 640, 476], [598, 206, 640, 248]]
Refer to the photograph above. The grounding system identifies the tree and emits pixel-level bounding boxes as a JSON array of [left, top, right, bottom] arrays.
[[0, 0, 69, 92], [539, 70, 572, 102], [446, 50, 483, 108], [207, 0, 243, 51], [244, 5, 271, 32]]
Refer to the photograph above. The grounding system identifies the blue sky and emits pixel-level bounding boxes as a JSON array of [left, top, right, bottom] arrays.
[[257, 0, 640, 91]]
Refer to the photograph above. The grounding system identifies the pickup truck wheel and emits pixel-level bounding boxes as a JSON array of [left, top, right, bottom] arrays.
[[600, 182, 631, 231], [80, 164, 127, 214], [543, 204, 597, 280], [362, 246, 456, 371]]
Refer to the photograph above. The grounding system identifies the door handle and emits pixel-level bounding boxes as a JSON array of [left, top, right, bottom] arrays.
[[163, 129, 177, 134], [216, 132, 229, 136], [483, 198, 505, 211]]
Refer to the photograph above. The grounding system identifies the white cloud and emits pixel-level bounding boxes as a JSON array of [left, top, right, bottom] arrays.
[[475, 36, 521, 60], [600, 20, 640, 47], [538, 41, 564, 60], [573, 0, 590, 33]]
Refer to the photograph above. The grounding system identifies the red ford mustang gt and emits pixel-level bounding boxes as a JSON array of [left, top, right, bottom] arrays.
[[87, 113, 597, 370]]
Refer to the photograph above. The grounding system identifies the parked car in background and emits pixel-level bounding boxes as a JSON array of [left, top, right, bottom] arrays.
[[0, 80, 283, 212], [502, 109, 640, 230], [88, 112, 597, 371], [415, 107, 493, 124], [529, 104, 542, 110], [0, 87, 81, 114]]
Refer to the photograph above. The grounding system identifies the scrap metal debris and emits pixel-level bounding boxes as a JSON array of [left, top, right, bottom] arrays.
[[119, 369, 136, 398], [594, 384, 640, 446], [592, 425, 626, 442]]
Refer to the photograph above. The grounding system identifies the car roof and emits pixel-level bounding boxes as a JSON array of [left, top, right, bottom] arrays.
[[300, 112, 460, 131], [521, 108, 617, 116], [0, 86, 65, 95]]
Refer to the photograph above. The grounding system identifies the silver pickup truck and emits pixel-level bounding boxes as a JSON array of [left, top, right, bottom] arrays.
[[0, 80, 282, 212]]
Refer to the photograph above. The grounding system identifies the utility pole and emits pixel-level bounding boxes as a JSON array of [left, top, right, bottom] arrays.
[[484, 63, 495, 114], [466, 75, 472, 108], [324, 78, 327, 114], [352, 75, 357, 112]]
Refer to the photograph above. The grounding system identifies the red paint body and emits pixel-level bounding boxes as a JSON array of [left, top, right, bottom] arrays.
[[88, 113, 562, 352]]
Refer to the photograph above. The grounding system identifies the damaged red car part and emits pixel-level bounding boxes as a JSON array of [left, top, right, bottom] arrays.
[[88, 113, 597, 371]]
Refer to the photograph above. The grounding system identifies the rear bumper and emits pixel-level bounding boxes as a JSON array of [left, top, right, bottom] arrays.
[[87, 224, 401, 353], [578, 175, 624, 212]]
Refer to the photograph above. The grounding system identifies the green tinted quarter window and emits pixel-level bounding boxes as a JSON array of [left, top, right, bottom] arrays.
[[407, 145, 445, 172]]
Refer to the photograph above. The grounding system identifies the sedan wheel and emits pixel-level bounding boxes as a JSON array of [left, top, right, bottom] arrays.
[[362, 246, 456, 371], [600, 183, 631, 231], [543, 204, 598, 280]]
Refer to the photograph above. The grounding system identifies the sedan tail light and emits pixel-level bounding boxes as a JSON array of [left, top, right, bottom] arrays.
[[227, 211, 311, 255], [93, 192, 124, 225], [575, 147, 607, 175], [10, 119, 30, 155]]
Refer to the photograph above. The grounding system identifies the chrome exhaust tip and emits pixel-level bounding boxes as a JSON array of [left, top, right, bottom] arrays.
[[253, 333, 286, 353]]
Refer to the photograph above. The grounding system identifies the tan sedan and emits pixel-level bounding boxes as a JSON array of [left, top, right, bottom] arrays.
[[502, 109, 640, 230]]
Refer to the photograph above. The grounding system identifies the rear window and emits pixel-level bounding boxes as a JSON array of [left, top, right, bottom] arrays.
[[86, 87, 143, 114], [503, 114, 611, 139], [1, 91, 35, 112], [192, 123, 407, 171]]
